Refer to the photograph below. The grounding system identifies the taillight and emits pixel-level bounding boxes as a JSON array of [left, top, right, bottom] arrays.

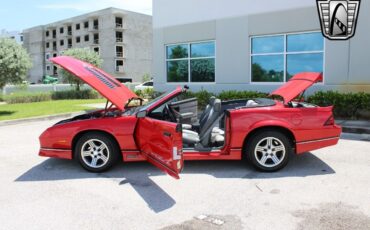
[[324, 115, 335, 126]]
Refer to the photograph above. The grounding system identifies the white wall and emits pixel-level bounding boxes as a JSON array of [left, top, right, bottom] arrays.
[[153, 0, 315, 28]]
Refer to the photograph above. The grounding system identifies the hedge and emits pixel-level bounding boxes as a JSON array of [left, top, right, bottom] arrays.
[[307, 91, 370, 119], [51, 89, 99, 100]]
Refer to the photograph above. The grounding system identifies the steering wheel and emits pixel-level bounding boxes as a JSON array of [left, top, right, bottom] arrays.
[[163, 104, 177, 122]]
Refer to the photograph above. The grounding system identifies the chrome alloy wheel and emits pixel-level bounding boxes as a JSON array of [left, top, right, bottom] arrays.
[[254, 137, 286, 168], [81, 139, 110, 168]]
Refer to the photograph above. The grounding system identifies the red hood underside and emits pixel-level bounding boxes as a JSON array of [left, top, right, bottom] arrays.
[[51, 56, 137, 110], [271, 72, 323, 103]]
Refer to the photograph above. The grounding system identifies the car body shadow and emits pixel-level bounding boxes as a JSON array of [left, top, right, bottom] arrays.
[[15, 152, 334, 212]]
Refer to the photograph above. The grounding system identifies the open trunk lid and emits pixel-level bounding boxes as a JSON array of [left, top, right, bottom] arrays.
[[270, 72, 323, 103], [51, 56, 138, 110]]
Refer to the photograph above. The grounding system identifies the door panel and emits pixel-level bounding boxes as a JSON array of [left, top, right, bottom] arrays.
[[135, 117, 183, 179]]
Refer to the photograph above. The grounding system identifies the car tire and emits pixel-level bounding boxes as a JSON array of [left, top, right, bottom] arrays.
[[75, 132, 119, 173], [245, 130, 292, 172]]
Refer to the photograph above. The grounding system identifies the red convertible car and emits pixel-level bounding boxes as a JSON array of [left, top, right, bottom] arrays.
[[39, 56, 341, 179]]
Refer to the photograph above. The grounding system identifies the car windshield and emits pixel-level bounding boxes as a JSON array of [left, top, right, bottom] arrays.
[[122, 89, 174, 116], [139, 90, 170, 111]]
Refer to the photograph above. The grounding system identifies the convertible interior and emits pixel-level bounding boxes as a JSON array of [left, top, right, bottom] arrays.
[[147, 95, 276, 151]]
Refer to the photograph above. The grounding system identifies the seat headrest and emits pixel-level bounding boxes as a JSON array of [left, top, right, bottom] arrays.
[[213, 99, 221, 112], [246, 100, 259, 107], [209, 96, 216, 106]]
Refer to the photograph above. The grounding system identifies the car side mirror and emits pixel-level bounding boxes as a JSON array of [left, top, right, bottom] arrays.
[[136, 110, 147, 118]]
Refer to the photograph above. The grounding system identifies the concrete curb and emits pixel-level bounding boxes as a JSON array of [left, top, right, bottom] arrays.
[[0, 112, 84, 127], [342, 126, 370, 135], [336, 120, 370, 135]]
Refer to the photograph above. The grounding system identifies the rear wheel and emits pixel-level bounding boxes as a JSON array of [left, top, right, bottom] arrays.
[[246, 130, 292, 172], [75, 132, 119, 172]]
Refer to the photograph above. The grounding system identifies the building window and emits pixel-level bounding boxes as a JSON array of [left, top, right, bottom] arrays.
[[53, 66, 58, 75], [52, 29, 56, 38], [93, 33, 99, 44], [46, 31, 49, 37], [251, 32, 324, 83], [20, 36, 23, 42], [116, 60, 124, 72], [166, 41, 215, 82], [84, 35, 89, 42], [46, 65, 51, 71], [59, 27, 64, 34], [93, 47, 99, 54], [46, 42, 50, 48], [60, 39, 64, 46], [116, 31, 123, 42], [67, 38, 72, 48], [84, 21, 89, 29], [115, 17, 123, 28], [93, 19, 99, 30], [76, 23, 80, 30], [76, 36, 80, 43], [45, 53, 50, 60], [116, 46, 123, 57], [67, 26, 72, 35]]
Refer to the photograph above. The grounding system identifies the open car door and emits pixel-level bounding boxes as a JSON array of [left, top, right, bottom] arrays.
[[135, 116, 184, 179]]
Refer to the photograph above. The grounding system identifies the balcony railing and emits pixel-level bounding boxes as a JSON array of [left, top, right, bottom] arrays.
[[116, 37, 123, 43], [115, 23, 124, 29], [53, 47, 57, 51], [93, 39, 99, 44], [116, 66, 124, 73], [93, 25, 99, 30], [116, 52, 124, 58], [67, 44, 72, 48], [67, 31, 72, 36]]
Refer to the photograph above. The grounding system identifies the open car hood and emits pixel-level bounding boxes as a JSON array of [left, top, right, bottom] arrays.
[[51, 56, 137, 110], [270, 72, 323, 103]]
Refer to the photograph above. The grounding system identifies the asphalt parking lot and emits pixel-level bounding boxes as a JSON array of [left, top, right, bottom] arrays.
[[0, 119, 370, 230]]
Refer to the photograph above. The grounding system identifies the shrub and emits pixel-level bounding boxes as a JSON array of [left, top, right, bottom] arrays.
[[135, 88, 159, 99], [307, 91, 370, 119], [218, 90, 268, 101], [4, 92, 52, 104], [51, 89, 99, 100]]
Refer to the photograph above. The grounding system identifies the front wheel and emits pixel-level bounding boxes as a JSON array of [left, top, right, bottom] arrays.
[[246, 131, 292, 172], [75, 132, 119, 172]]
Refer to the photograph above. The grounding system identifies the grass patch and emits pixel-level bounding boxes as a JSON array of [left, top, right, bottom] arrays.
[[0, 99, 105, 121], [3, 92, 52, 104]]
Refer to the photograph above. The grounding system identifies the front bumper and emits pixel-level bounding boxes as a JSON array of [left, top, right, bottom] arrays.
[[39, 148, 72, 159]]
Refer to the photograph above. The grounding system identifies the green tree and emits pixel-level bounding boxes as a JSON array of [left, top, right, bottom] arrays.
[[61, 48, 103, 90], [142, 73, 151, 82], [0, 38, 32, 89]]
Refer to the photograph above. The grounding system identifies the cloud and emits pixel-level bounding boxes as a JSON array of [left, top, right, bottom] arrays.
[[38, 0, 152, 15]]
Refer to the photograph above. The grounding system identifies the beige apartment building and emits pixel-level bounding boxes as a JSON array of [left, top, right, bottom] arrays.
[[23, 7, 152, 83]]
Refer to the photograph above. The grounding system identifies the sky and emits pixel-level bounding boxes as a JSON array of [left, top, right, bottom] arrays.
[[0, 0, 152, 31]]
